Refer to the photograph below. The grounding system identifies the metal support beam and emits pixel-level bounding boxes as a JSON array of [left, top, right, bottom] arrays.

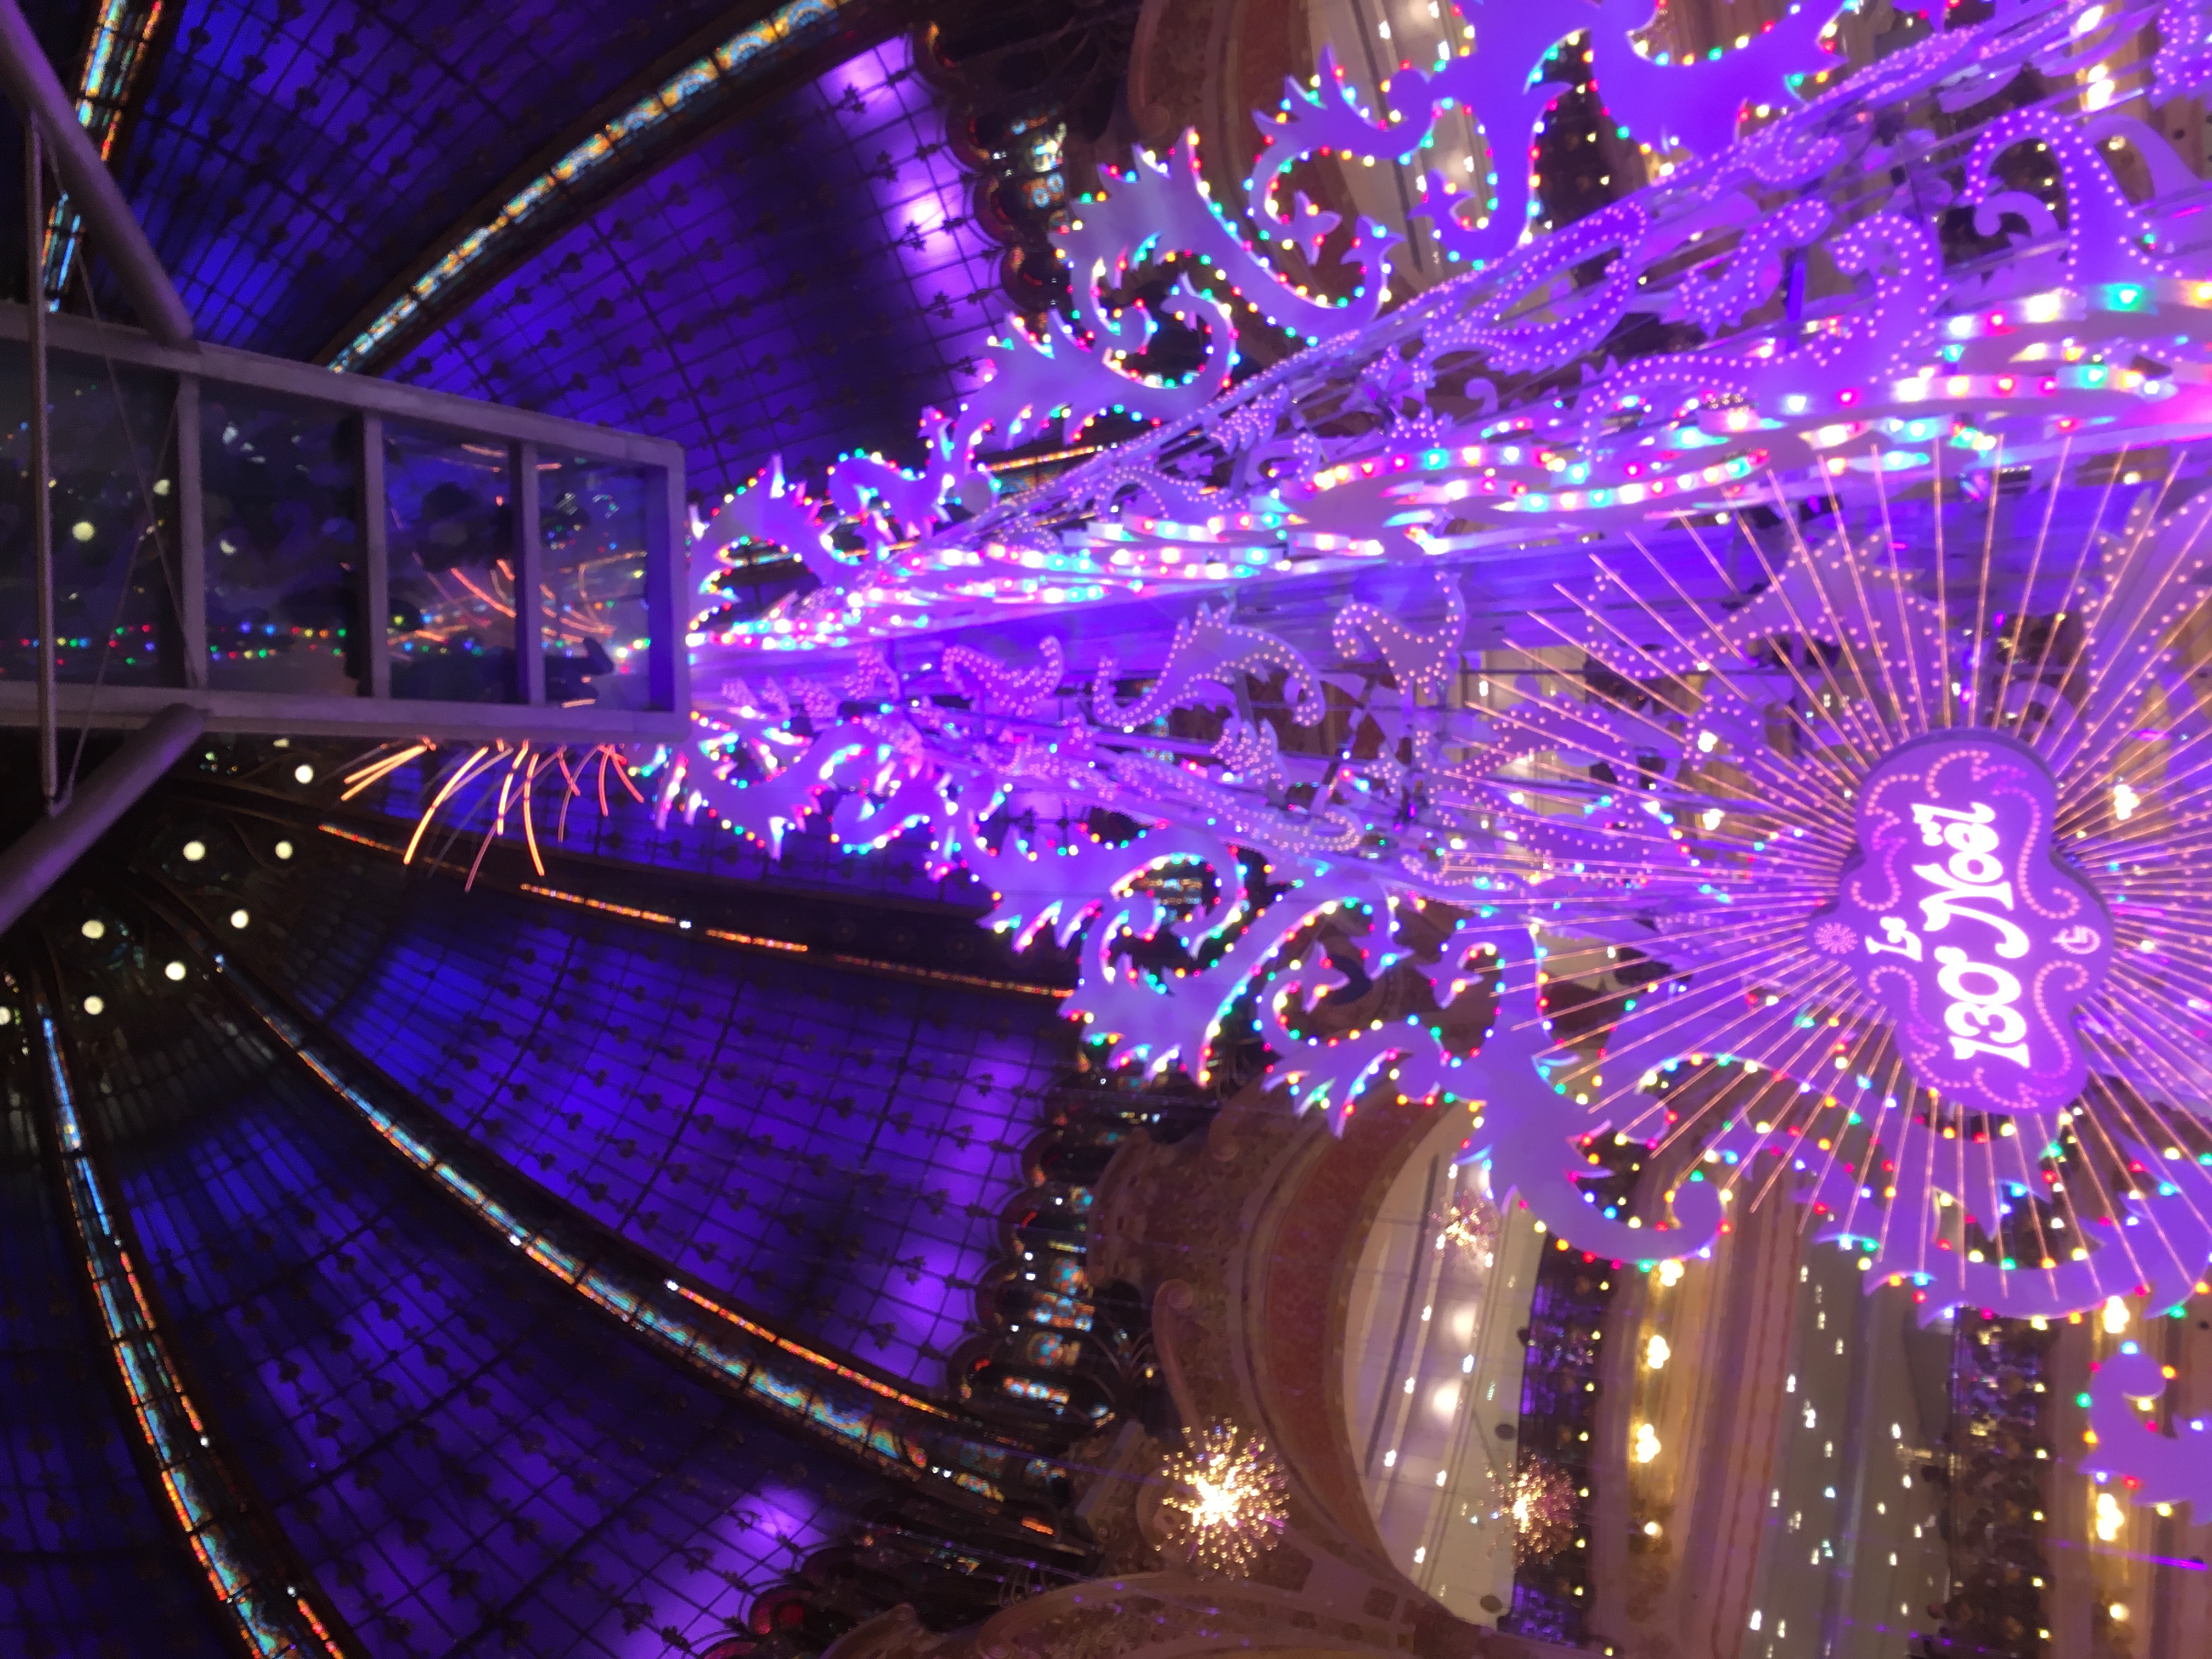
[[360, 414, 390, 699], [647, 459, 686, 715], [26, 114, 52, 806], [0, 0, 193, 346], [0, 301, 687, 742], [512, 439, 544, 705], [174, 373, 206, 687], [0, 298, 678, 460], [0, 701, 201, 936]]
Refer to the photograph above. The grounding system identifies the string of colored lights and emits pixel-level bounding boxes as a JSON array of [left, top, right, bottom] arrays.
[[316, 819, 1069, 997], [205, 949, 1063, 1516], [40, 0, 168, 303], [680, 3, 2181, 659], [33, 1006, 347, 1657], [325, 0, 861, 374]]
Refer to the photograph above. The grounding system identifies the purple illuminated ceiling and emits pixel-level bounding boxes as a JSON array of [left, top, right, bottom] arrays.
[[92, 990, 855, 1655], [102, 0, 736, 357], [52, 2, 1014, 496], [211, 829, 1069, 1390], [393, 37, 1002, 493], [0, 1153, 237, 1656]]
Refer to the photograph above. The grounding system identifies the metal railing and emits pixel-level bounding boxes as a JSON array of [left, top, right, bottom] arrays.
[[0, 301, 687, 741]]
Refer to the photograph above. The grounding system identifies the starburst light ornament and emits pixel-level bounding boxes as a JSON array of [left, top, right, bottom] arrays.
[[1509, 1458, 1579, 1562], [1157, 1422, 1290, 1577], [1482, 476, 2212, 1324]]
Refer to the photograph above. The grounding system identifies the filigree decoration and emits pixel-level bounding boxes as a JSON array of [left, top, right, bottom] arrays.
[[1210, 716, 1287, 794], [945, 636, 1066, 718], [1679, 198, 1831, 333], [697, 6, 2211, 666], [2081, 1339, 2212, 1510], [1091, 603, 1325, 729], [1329, 574, 1466, 705], [682, 4, 1853, 616], [623, 0, 2212, 1383], [2155, 0, 2212, 93]]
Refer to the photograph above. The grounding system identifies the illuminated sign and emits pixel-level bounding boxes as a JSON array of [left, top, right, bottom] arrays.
[[1809, 731, 2111, 1116]]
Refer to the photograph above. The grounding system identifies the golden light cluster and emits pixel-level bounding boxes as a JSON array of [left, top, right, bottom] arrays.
[[1158, 1421, 1290, 1577], [1441, 1187, 1497, 1263], [1509, 1458, 1579, 1561]]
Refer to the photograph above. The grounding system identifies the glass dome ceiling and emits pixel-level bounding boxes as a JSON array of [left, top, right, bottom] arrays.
[[7, 1, 2212, 1657]]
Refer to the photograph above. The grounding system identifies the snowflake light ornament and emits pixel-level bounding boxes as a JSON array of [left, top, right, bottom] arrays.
[[654, 0, 2212, 1351]]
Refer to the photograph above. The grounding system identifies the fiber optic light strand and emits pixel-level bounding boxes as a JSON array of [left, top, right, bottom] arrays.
[[664, 1282, 955, 1419], [338, 742, 430, 802]]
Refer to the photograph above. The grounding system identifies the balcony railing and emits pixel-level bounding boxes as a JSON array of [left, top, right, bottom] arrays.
[[0, 301, 687, 741]]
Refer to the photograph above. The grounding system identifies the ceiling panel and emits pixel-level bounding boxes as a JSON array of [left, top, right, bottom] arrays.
[[396, 37, 1003, 496]]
